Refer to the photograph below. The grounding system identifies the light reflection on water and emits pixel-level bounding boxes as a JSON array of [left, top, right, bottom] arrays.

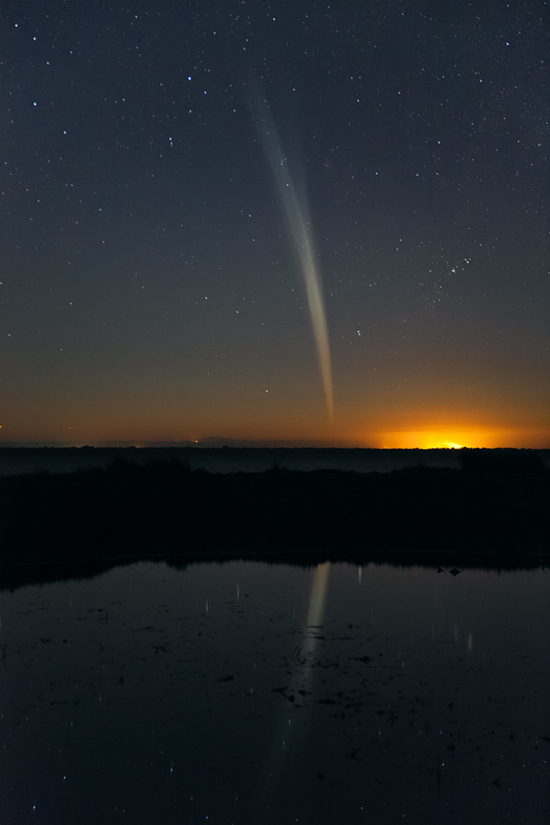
[[0, 560, 548, 824]]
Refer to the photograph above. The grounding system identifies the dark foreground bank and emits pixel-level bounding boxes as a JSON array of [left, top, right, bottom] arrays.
[[1, 450, 548, 571]]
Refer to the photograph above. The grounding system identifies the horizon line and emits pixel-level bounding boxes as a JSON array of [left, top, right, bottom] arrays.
[[0, 440, 548, 451]]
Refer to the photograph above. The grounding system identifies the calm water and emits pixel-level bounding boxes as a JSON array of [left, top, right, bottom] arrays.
[[0, 561, 548, 824]]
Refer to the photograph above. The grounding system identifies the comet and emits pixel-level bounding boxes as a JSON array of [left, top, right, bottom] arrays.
[[251, 93, 334, 424]]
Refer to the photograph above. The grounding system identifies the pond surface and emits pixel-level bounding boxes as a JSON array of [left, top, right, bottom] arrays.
[[1, 560, 548, 824]]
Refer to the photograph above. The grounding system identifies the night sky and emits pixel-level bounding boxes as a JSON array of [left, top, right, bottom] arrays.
[[1, 1, 548, 448]]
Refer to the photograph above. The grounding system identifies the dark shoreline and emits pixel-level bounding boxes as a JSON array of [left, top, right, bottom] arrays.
[[2, 444, 549, 478], [1, 451, 548, 585]]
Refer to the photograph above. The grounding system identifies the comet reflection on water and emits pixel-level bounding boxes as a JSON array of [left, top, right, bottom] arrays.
[[263, 562, 331, 792], [0, 561, 548, 824]]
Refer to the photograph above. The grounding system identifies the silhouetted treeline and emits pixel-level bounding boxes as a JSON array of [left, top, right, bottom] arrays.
[[0, 457, 548, 569]]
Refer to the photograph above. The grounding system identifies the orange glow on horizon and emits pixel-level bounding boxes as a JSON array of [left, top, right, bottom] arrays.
[[376, 431, 482, 449], [1, 403, 549, 450], [369, 428, 549, 450]]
